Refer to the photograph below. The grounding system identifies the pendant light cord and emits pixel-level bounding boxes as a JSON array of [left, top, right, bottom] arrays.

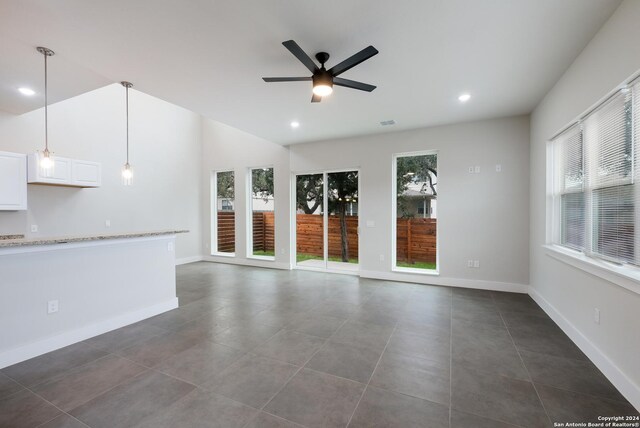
[[44, 51, 48, 152], [126, 84, 129, 164]]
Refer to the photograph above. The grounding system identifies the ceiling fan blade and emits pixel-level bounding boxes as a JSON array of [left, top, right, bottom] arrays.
[[282, 40, 318, 73], [333, 77, 376, 92], [262, 77, 312, 82], [311, 93, 322, 103], [329, 46, 378, 77]]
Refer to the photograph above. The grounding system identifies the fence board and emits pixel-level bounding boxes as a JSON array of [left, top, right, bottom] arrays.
[[217, 212, 436, 264]]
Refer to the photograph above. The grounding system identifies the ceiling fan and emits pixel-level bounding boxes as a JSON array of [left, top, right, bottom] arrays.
[[263, 40, 379, 102]]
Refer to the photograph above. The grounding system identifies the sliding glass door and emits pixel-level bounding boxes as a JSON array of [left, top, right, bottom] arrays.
[[295, 170, 359, 272]]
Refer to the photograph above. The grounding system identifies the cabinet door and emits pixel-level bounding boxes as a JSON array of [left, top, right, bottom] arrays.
[[28, 154, 72, 184], [0, 152, 27, 210], [72, 160, 101, 187]]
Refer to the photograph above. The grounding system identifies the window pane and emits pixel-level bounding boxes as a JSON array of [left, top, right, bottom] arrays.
[[560, 192, 585, 250], [584, 90, 632, 190], [396, 153, 437, 271], [327, 171, 359, 269], [592, 184, 635, 264], [296, 174, 324, 267], [251, 168, 275, 258], [215, 171, 235, 254]]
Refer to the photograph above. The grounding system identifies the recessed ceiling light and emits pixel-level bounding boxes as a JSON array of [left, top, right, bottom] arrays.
[[380, 120, 396, 126], [290, 121, 300, 128], [458, 93, 471, 103], [18, 87, 35, 96]]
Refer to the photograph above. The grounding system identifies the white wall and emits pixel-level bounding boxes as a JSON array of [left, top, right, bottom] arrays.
[[290, 115, 530, 291], [0, 84, 202, 260], [0, 236, 178, 368], [201, 118, 291, 269], [530, 0, 640, 409]]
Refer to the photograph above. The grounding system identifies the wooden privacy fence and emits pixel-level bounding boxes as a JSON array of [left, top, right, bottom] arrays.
[[396, 218, 437, 264], [296, 214, 359, 260], [216, 211, 275, 253], [216, 211, 236, 252], [252, 211, 275, 252], [218, 211, 436, 264]]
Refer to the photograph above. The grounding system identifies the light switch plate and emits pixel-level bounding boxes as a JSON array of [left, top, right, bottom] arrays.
[[366, 220, 375, 228]]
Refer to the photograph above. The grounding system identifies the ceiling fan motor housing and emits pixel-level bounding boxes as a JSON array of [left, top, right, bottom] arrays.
[[313, 69, 333, 89]]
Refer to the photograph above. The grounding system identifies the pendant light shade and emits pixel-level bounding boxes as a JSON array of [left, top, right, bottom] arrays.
[[37, 47, 55, 174], [121, 81, 133, 186]]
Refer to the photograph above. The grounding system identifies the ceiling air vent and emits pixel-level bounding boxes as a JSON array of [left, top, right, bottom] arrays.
[[380, 120, 396, 126]]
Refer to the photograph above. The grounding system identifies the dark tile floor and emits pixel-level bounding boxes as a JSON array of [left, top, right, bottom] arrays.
[[1, 262, 638, 427]]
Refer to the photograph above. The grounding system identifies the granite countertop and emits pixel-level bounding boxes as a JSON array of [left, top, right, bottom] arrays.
[[0, 230, 188, 248], [0, 234, 25, 240]]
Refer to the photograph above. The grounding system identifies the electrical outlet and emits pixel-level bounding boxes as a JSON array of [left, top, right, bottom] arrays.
[[105, 220, 111, 227], [474, 166, 481, 173], [594, 308, 601, 324], [31, 224, 38, 233], [281, 248, 285, 255], [47, 300, 59, 314], [468, 166, 474, 174], [473, 260, 480, 268], [167, 242, 174, 252], [380, 254, 385, 262], [467, 260, 473, 268], [496, 164, 502, 172]]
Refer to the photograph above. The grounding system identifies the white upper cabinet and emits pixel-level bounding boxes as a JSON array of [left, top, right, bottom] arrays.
[[27, 153, 101, 188], [0, 152, 27, 211]]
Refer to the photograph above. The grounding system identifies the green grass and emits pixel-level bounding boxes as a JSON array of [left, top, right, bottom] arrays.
[[296, 253, 359, 264], [397, 261, 437, 270], [253, 250, 275, 257]]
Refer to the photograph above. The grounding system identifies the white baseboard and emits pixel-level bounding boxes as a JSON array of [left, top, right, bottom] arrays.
[[0, 298, 178, 369], [203, 255, 291, 270], [359, 270, 528, 293], [176, 255, 204, 265], [529, 288, 640, 411]]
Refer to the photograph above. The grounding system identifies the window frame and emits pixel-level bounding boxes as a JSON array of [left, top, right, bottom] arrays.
[[211, 169, 236, 257], [546, 73, 640, 295], [391, 150, 440, 275], [246, 166, 276, 261]]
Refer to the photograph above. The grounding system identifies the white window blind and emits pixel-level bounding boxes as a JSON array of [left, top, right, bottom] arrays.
[[554, 125, 584, 250], [584, 89, 634, 263], [551, 81, 639, 267]]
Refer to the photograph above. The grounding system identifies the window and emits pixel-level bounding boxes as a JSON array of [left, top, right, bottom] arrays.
[[213, 170, 235, 255], [550, 82, 638, 267], [249, 167, 275, 259], [394, 152, 438, 272]]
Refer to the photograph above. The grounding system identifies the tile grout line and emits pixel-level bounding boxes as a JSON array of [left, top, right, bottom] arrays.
[[495, 299, 554, 427], [21, 382, 93, 428], [240, 317, 352, 428], [344, 319, 400, 428]]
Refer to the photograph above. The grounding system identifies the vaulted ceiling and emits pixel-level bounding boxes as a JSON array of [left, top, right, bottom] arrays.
[[0, 0, 622, 144]]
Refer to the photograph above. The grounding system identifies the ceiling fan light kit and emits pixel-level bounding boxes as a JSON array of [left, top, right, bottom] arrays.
[[263, 40, 378, 103]]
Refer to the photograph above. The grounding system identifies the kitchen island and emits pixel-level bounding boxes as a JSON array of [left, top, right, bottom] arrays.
[[0, 230, 187, 368]]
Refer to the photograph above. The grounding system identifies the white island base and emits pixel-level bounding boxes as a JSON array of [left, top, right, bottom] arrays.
[[0, 232, 184, 368]]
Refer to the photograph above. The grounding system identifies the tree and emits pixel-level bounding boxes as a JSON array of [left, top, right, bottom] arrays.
[[217, 171, 235, 199], [295, 175, 323, 214], [327, 171, 359, 262], [396, 155, 437, 218], [252, 168, 274, 202]]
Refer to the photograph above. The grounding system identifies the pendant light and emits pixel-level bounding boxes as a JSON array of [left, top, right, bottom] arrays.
[[121, 81, 133, 185], [36, 47, 55, 173]]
